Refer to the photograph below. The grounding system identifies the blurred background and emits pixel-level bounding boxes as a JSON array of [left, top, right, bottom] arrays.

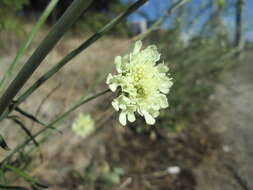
[[0, 0, 253, 190]]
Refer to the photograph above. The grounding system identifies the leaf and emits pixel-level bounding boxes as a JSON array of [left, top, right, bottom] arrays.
[[0, 134, 10, 150]]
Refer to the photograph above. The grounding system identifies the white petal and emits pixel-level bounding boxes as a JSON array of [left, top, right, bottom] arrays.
[[106, 73, 113, 84], [160, 95, 168, 108], [112, 101, 119, 111], [152, 104, 160, 110], [160, 87, 169, 94], [109, 83, 118, 92], [157, 64, 169, 73], [119, 104, 126, 110], [127, 112, 136, 122], [115, 56, 122, 73], [123, 96, 132, 104], [160, 80, 173, 94], [139, 107, 148, 116], [144, 112, 155, 125], [119, 112, 127, 126], [152, 110, 159, 118], [133, 40, 142, 54], [137, 108, 143, 116], [145, 45, 160, 63]]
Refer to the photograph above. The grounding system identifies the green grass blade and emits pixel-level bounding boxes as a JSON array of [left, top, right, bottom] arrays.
[[0, 89, 110, 165], [15, 0, 147, 106], [26, 76, 109, 154], [0, 167, 7, 185], [8, 116, 39, 148], [0, 134, 10, 150], [47, 89, 110, 128], [5, 164, 36, 183], [0, 0, 60, 93], [14, 107, 60, 132], [4, 164, 48, 188], [0, 0, 93, 117]]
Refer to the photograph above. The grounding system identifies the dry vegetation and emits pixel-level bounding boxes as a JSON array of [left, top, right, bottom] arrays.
[[1, 25, 252, 190]]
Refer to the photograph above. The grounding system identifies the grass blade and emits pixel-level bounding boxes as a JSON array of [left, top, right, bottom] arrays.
[[5, 164, 37, 183], [0, 89, 110, 165], [15, 0, 148, 106], [0, 134, 10, 150], [0, 0, 60, 93], [4, 164, 48, 188], [14, 107, 60, 132], [0, 0, 93, 117], [7, 116, 39, 148]]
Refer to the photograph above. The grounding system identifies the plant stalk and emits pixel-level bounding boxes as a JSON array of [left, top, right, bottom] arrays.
[[0, 0, 93, 117], [0, 89, 110, 165]]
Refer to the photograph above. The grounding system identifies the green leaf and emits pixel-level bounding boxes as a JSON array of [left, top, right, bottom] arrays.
[[0, 134, 10, 150]]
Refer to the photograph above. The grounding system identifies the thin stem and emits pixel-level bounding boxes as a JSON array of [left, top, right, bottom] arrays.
[[0, 0, 60, 93], [15, 0, 148, 106], [0, 89, 110, 165], [134, 0, 190, 41], [0, 0, 93, 117], [14, 107, 59, 132], [7, 116, 39, 148], [27, 110, 115, 158]]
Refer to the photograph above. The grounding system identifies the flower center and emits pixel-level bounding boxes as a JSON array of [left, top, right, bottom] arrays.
[[132, 67, 147, 98], [135, 85, 146, 98], [133, 67, 144, 82]]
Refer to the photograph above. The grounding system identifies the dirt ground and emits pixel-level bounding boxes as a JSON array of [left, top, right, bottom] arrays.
[[195, 56, 253, 190], [0, 28, 252, 190]]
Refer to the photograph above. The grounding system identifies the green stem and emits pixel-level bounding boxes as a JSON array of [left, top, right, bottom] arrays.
[[0, 0, 93, 117], [15, 0, 148, 106], [14, 107, 59, 131], [134, 0, 190, 41], [0, 89, 110, 165], [0, 0, 60, 93]]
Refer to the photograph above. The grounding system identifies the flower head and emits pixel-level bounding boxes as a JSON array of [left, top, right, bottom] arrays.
[[106, 40, 173, 126], [72, 113, 95, 137]]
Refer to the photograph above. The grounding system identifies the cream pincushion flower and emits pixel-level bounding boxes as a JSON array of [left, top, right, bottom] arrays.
[[106, 40, 173, 126], [72, 113, 95, 137]]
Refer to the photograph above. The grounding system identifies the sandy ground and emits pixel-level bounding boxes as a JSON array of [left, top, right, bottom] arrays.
[[195, 56, 253, 190]]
